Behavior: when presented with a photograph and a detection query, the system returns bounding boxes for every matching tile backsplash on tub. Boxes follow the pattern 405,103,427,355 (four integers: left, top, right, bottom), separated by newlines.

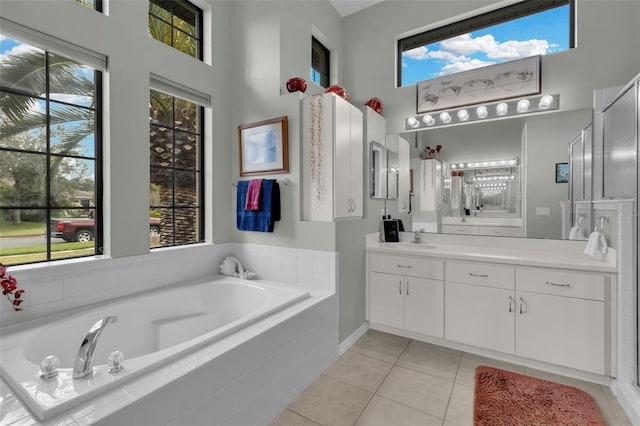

0,243,337,327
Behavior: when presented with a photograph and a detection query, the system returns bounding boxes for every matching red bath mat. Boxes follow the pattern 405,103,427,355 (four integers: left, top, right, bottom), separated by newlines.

474,366,607,426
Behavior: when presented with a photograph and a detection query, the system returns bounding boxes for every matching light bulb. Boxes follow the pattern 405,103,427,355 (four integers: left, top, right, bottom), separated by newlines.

457,109,469,121
423,114,435,126
407,116,419,128
496,102,508,116
439,112,451,124
476,105,488,119
516,99,530,113
538,95,554,109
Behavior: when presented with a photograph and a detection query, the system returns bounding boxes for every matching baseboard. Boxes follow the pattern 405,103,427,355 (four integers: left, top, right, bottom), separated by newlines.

339,322,369,355
610,380,640,425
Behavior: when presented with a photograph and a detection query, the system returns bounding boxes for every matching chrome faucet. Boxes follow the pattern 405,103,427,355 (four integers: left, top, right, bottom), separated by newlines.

413,228,426,244
73,315,118,379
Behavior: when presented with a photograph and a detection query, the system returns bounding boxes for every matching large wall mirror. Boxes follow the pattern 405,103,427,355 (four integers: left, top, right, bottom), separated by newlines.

370,141,387,199
400,107,593,240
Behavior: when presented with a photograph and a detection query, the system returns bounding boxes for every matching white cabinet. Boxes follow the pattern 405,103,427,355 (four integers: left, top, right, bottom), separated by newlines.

367,253,444,338
419,159,441,211
302,93,363,221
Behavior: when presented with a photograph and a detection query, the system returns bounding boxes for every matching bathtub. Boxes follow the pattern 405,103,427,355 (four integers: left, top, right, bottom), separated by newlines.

0,275,310,421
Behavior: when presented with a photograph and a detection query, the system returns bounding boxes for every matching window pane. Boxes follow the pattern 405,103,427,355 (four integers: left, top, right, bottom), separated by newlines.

154,208,174,247
149,15,172,46
174,170,198,205
0,38,45,96
50,157,95,208
0,93,46,137
150,90,174,127
0,151,47,207
150,167,172,206
48,54,96,107
174,98,198,132
173,14,197,37
174,208,198,245
0,209,47,266
174,132,198,170
49,102,95,156
150,127,174,167
173,30,197,57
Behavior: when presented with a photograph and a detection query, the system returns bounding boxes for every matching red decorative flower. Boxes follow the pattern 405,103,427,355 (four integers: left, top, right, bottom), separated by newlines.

0,263,24,312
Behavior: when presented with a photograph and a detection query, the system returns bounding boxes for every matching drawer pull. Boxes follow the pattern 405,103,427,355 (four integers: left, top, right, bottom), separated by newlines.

399,281,402,295
508,296,514,313
519,297,526,314
545,281,571,288
406,281,410,296
469,273,489,278
397,264,412,269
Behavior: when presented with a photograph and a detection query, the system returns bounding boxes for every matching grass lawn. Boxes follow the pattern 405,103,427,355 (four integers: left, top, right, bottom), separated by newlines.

0,242,95,265
0,221,46,238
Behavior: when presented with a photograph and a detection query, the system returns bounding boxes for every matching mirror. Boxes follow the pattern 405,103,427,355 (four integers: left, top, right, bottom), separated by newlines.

386,138,399,199
370,141,387,198
403,107,593,239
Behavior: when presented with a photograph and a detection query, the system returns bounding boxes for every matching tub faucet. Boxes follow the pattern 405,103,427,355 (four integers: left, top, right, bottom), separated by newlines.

73,315,118,379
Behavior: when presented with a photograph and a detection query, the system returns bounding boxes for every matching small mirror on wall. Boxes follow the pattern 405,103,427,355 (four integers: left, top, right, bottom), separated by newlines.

370,141,387,199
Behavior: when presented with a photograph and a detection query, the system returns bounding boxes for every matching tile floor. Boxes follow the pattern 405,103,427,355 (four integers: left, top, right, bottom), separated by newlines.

269,330,632,426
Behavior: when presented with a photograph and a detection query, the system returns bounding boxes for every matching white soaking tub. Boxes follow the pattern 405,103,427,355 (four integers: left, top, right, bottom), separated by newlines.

0,275,309,421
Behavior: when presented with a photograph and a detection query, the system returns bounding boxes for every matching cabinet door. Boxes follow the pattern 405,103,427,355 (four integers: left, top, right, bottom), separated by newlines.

405,277,444,338
334,97,352,218
368,272,404,329
445,282,515,354
516,291,605,374
349,106,363,217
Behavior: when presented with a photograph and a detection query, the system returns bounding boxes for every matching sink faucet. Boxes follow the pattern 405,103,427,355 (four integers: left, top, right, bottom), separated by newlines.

413,229,426,244
73,315,118,379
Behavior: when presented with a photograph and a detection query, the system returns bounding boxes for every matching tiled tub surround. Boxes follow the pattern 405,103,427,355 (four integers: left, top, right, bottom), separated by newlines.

1,243,338,426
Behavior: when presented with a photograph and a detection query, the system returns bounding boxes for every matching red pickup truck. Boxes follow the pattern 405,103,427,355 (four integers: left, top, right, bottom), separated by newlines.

50,218,161,242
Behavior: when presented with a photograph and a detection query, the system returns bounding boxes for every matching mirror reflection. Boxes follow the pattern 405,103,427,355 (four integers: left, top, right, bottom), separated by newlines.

370,141,387,199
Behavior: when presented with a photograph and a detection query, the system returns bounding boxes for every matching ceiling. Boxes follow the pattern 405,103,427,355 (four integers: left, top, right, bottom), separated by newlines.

328,0,385,17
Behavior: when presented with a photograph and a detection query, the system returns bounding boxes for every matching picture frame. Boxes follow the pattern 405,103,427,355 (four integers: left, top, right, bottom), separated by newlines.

417,55,541,113
238,116,289,176
556,162,569,183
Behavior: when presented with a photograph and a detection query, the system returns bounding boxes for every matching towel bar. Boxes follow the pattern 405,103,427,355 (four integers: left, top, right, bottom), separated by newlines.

232,178,289,187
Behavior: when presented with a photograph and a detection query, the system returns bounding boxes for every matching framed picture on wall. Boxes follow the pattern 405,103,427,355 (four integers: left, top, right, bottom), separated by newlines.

238,116,289,176
556,162,569,183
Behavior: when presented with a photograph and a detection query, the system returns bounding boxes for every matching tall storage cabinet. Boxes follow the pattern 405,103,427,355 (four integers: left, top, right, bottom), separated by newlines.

303,93,364,221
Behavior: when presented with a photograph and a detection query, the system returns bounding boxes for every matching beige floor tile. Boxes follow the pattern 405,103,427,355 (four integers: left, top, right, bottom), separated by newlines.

397,340,463,381
268,409,320,426
444,384,474,426
323,350,394,392
355,395,443,426
377,365,454,419
350,329,410,364
288,374,372,426
455,353,525,388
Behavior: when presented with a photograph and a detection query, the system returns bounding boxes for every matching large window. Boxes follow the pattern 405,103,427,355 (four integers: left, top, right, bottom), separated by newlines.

75,0,103,12
311,37,330,88
148,0,202,60
398,0,574,86
0,36,102,265
149,90,203,248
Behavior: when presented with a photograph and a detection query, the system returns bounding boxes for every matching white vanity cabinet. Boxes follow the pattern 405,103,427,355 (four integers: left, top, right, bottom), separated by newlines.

302,93,363,221
366,244,615,377
368,253,444,337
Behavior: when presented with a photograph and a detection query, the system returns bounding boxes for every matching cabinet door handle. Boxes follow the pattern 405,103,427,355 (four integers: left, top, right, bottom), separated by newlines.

545,281,571,287
398,280,402,295
406,281,410,296
469,273,489,278
508,296,514,313
397,264,412,269
352,199,356,212
519,297,526,314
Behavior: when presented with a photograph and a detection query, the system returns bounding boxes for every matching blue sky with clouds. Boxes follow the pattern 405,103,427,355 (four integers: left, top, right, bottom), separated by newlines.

402,5,570,86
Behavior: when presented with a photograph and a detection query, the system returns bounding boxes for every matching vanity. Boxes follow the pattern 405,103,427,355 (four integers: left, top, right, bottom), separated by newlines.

366,232,617,382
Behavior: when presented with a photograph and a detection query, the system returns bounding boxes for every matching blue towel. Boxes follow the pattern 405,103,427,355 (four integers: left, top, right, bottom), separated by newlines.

237,179,281,232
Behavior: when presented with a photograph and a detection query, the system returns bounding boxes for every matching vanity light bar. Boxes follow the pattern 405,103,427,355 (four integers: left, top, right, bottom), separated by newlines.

474,182,508,187
405,94,560,131
450,158,518,170
470,175,516,182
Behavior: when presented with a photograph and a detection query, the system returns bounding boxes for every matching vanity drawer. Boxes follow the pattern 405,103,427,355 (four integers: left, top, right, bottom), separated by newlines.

442,225,479,235
478,226,523,237
369,253,443,280
446,261,515,290
516,267,605,301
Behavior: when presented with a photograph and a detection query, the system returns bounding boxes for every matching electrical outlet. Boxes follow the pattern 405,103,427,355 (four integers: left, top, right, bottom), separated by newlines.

536,207,551,216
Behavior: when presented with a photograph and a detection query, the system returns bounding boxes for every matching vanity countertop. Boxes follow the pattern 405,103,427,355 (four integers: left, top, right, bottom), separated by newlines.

441,216,523,227
366,233,617,273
